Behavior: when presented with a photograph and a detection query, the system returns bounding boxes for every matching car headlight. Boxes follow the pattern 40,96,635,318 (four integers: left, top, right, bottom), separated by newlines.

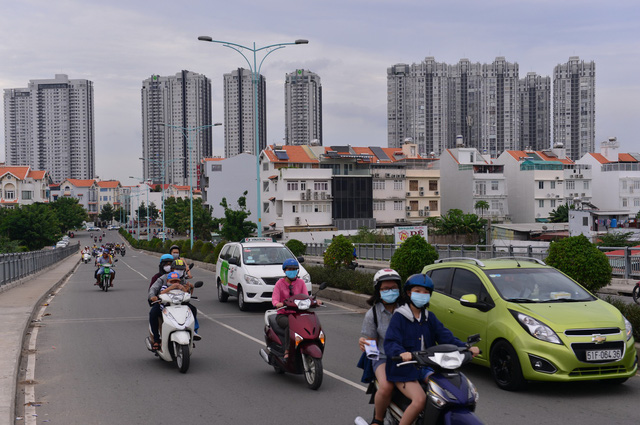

623,316,633,341
301,273,311,284
512,311,562,344
244,275,263,285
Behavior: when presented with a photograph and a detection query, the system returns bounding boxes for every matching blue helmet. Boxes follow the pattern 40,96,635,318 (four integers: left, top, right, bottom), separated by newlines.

282,258,299,270
404,274,434,292
160,254,174,263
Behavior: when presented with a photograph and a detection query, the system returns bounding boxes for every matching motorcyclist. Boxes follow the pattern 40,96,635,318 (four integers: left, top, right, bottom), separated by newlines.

384,274,480,425
149,254,175,289
94,249,115,287
271,258,321,359
169,245,192,279
148,259,201,343
358,269,403,425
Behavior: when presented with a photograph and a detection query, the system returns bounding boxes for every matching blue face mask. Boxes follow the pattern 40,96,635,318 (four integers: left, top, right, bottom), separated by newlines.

410,292,431,308
285,270,298,280
380,289,400,304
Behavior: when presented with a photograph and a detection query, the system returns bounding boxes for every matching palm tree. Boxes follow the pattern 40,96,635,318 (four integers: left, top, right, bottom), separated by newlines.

474,200,490,219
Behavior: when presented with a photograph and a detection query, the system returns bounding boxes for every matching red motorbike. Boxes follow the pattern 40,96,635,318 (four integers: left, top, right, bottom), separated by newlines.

260,282,327,390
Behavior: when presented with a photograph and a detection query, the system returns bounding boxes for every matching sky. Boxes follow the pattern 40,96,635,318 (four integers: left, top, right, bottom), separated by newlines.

1,0,639,185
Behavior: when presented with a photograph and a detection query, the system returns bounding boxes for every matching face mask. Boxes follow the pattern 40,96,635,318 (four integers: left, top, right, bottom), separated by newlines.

172,253,180,259
163,265,172,273
174,270,184,278
285,270,298,280
410,292,431,308
380,289,400,304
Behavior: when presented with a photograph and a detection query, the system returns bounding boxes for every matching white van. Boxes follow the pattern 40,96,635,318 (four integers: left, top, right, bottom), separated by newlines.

215,238,312,311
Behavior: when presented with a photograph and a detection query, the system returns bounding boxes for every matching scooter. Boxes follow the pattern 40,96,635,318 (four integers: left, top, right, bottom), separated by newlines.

120,247,126,257
145,281,204,373
355,335,484,425
259,282,327,390
97,260,117,292
82,252,91,264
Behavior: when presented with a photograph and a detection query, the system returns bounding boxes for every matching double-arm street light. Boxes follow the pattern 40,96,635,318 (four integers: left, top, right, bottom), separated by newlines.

197,36,309,237
159,122,222,248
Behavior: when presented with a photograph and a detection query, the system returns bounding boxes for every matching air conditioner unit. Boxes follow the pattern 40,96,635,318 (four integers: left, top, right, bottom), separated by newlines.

313,192,319,200
385,173,390,178
419,191,424,196
406,211,411,217
425,211,430,216
419,210,425,216
419,187,424,191
306,192,311,200
555,176,560,179
300,192,305,200
406,192,411,196
424,206,430,211
395,218,404,223
295,216,301,225
581,193,586,197
320,192,326,200
546,193,551,198
434,191,439,195
406,206,411,211
555,194,560,198
326,194,332,199
578,174,583,179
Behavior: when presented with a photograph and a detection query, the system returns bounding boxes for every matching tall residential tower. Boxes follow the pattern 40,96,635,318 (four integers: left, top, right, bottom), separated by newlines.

4,74,95,182
519,72,551,151
284,69,323,145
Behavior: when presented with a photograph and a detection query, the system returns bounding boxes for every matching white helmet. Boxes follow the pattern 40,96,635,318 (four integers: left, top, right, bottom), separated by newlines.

373,269,402,289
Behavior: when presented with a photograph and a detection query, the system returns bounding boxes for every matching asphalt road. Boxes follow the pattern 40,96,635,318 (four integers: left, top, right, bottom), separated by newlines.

15,231,640,425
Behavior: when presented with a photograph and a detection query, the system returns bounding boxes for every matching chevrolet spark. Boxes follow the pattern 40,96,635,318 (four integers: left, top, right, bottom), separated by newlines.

422,257,637,390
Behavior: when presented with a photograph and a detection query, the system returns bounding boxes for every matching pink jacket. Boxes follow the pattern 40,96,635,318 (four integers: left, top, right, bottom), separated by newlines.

272,277,308,314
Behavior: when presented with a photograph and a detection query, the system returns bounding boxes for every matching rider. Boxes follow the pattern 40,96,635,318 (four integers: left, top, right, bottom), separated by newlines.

271,258,321,359
148,259,201,343
384,274,480,425
358,269,403,425
95,249,115,287
149,254,175,289
169,245,192,279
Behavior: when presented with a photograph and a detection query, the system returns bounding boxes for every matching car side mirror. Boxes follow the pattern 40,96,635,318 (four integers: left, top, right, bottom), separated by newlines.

460,294,492,312
194,281,204,288
297,256,305,264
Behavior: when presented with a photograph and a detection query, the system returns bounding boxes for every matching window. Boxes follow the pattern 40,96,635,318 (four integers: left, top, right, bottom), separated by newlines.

292,204,298,213
539,200,544,208
634,181,640,190
373,180,386,190
622,198,628,207
410,200,419,211
583,181,590,190
475,181,486,196
314,181,328,191
5,190,15,200
550,199,556,208
409,180,419,191
263,202,269,213
635,199,640,207
538,181,544,189
263,181,269,192
491,181,499,191
394,201,403,210
428,180,438,191
394,180,403,190
300,182,306,191
373,201,385,211
583,217,589,226
428,268,452,293
22,191,33,200
550,181,556,189
622,180,627,190
450,269,484,300
287,182,299,191
566,181,575,190
429,200,438,211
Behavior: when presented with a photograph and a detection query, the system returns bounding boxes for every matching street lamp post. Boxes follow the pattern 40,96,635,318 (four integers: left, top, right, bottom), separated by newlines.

197,36,308,237
131,177,150,241
159,122,222,249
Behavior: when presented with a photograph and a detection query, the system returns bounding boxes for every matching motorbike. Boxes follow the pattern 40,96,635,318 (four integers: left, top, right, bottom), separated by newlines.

145,280,204,373
259,282,327,390
355,334,484,425
632,281,640,305
120,247,126,256
97,260,117,292
82,252,91,264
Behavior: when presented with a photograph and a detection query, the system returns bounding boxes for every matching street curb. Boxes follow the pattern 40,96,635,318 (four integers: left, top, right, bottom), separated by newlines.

312,284,370,309
8,255,80,425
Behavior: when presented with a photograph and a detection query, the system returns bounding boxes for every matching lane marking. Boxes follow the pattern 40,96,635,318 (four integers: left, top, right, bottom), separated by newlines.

198,311,367,392
120,259,148,280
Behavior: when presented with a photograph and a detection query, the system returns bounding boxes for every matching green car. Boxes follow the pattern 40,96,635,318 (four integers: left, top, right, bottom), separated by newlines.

422,257,637,390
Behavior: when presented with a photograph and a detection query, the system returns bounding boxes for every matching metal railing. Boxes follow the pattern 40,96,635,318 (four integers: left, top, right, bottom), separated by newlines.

0,242,79,287
304,242,639,279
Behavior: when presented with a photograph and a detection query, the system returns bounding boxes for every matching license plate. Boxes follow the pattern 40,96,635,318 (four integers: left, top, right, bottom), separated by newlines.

586,349,622,361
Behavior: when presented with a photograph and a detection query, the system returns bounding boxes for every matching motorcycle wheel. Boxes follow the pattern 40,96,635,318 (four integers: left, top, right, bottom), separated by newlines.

103,279,108,292
490,340,526,391
632,285,640,305
217,281,229,303
302,353,323,390
174,342,190,373
237,285,249,312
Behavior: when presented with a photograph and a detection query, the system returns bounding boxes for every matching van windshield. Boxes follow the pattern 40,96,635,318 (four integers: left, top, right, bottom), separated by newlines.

242,246,294,266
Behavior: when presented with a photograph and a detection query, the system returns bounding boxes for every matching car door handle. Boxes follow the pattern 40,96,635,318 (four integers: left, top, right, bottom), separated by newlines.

448,308,455,314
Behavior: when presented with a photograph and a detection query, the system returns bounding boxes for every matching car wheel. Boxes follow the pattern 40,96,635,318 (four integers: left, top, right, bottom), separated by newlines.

237,285,249,311
490,340,526,391
217,280,229,303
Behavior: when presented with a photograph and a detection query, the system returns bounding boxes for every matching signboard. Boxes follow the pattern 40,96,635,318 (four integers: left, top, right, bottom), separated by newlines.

394,225,428,245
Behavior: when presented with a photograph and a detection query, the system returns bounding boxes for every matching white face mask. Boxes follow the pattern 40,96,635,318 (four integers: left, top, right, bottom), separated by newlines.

174,270,184,278
163,265,172,273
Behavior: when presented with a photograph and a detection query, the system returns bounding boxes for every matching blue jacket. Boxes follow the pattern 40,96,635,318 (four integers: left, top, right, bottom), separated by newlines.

384,304,465,382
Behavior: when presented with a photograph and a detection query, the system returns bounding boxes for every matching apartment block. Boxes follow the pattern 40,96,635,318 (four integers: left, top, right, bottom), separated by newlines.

284,69,322,146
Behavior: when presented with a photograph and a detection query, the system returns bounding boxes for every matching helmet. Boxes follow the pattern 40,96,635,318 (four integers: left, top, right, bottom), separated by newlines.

373,269,402,289
166,271,181,281
160,254,174,263
171,259,186,270
404,274,434,292
282,258,299,270
103,249,110,254
169,245,180,253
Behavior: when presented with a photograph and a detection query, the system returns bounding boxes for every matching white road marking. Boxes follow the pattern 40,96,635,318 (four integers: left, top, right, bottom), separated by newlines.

198,310,367,392
120,259,148,280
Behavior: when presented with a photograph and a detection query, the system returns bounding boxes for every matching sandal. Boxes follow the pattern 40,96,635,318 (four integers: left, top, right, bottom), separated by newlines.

284,350,289,360
151,341,160,351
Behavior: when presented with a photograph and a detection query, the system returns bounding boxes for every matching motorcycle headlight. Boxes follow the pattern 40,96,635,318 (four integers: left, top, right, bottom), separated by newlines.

624,316,633,341
512,311,562,345
467,378,479,403
428,380,455,408
294,332,304,348
319,330,325,346
244,275,263,285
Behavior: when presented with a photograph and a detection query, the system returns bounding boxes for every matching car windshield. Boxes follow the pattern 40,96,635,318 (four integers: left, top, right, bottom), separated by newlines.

484,268,596,303
242,246,294,265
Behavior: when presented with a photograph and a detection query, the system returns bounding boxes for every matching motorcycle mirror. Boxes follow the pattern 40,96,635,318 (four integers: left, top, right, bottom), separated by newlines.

318,282,328,291
297,256,305,264
114,259,119,262
467,334,481,344
194,281,204,288
189,263,195,269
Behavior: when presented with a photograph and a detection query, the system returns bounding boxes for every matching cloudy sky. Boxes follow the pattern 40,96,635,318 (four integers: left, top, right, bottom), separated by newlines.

1,0,638,185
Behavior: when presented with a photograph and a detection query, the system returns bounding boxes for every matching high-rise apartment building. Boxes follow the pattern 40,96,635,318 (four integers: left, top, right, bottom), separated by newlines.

519,72,551,151
223,68,266,158
141,70,212,186
284,69,322,146
4,74,95,182
449,59,485,152
553,56,596,161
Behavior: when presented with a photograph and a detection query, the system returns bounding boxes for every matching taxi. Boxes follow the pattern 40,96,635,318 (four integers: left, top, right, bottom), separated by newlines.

215,238,312,311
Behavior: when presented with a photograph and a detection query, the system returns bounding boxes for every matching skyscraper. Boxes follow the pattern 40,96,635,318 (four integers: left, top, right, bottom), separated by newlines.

553,56,596,160
284,69,322,145
519,72,551,151
223,68,266,157
4,74,95,182
141,70,212,186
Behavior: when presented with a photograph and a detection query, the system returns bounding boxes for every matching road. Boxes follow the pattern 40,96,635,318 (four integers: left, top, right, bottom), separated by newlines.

15,231,640,425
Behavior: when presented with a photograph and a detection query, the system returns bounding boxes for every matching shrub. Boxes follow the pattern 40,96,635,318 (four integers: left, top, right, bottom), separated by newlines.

601,296,640,341
212,240,228,264
323,235,354,269
286,239,306,256
306,265,374,295
163,240,174,253
200,242,215,259
390,235,439,281
190,240,204,260
545,235,612,293
203,253,217,264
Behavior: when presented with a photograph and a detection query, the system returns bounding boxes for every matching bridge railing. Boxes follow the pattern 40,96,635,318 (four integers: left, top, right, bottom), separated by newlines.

0,243,79,288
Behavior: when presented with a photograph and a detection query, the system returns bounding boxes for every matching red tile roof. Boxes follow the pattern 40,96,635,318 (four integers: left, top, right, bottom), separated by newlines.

27,170,47,179
97,180,120,188
0,166,30,180
66,178,96,187
619,153,638,162
264,145,317,163
507,150,573,164
202,157,225,162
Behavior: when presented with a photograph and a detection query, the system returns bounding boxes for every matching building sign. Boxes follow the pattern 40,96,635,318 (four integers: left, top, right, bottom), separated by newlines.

394,225,428,245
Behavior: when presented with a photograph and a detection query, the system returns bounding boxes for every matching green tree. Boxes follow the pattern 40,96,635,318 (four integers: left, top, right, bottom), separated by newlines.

426,209,486,235
148,202,160,221
100,203,115,222
191,198,217,241
164,197,190,233
217,191,256,241
549,203,574,223
0,204,61,250
350,226,392,244
323,235,354,269
50,197,88,232
545,235,612,293
136,201,147,222
113,207,129,224
286,239,307,256
0,236,27,253
597,232,635,247
474,200,490,219
390,235,439,281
